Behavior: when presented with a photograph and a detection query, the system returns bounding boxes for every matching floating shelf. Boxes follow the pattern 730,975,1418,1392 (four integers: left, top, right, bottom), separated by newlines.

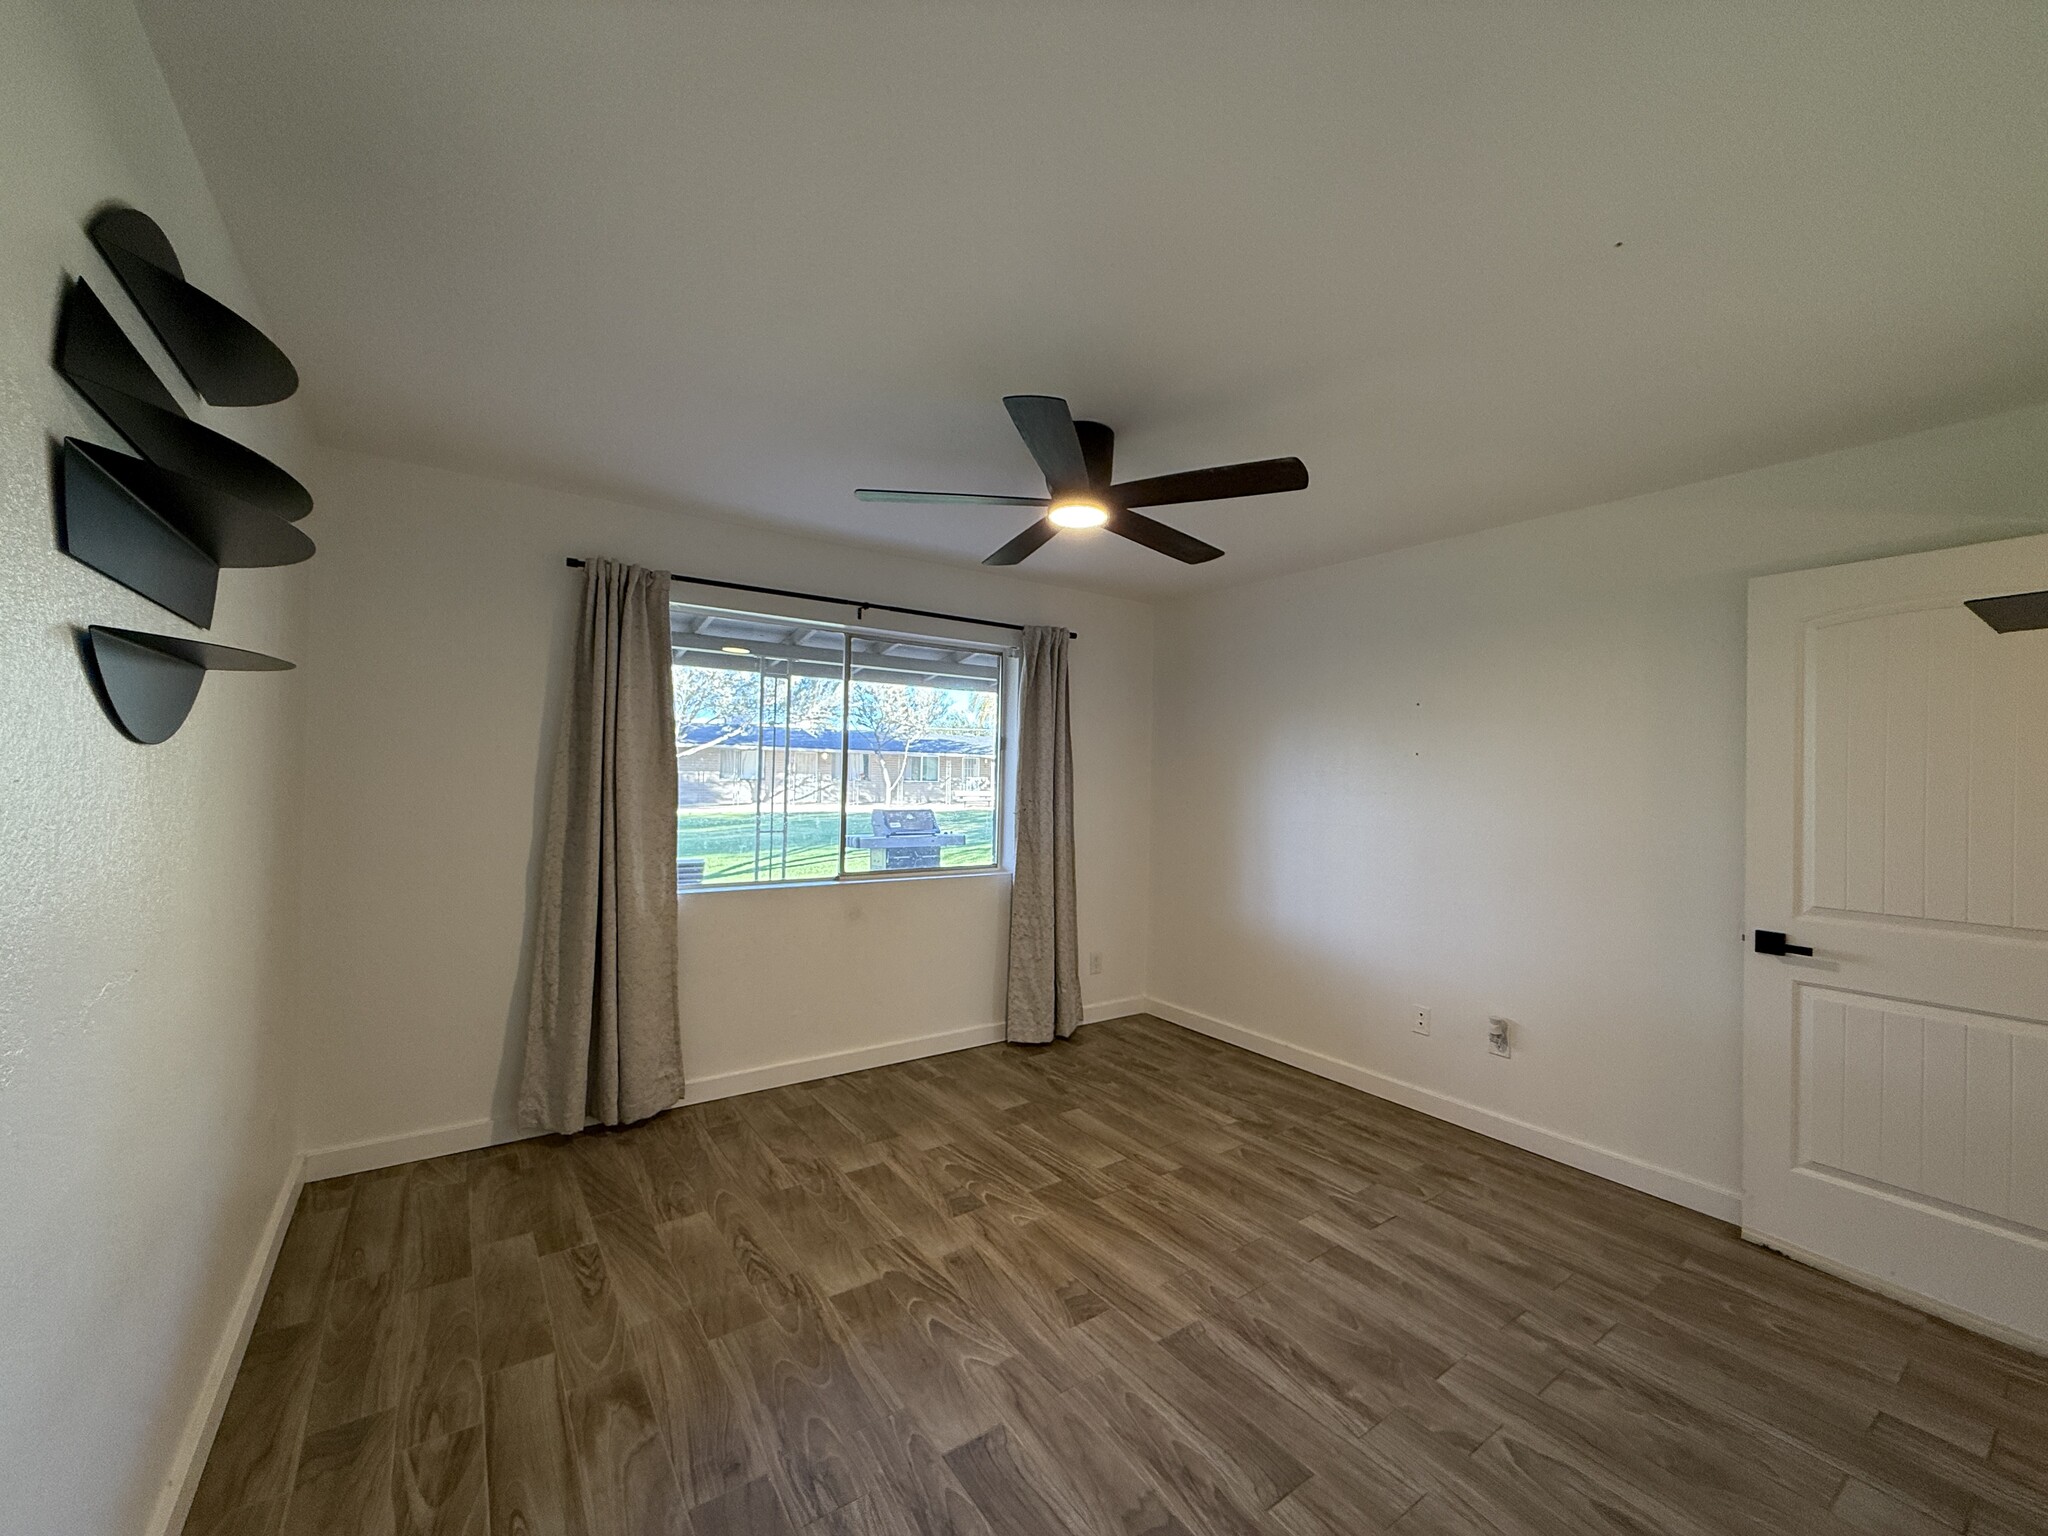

56,279,314,520
1966,591,2048,634
84,625,292,744
59,439,315,627
55,272,181,410
54,202,316,745
64,438,314,566
61,440,217,625
89,206,299,407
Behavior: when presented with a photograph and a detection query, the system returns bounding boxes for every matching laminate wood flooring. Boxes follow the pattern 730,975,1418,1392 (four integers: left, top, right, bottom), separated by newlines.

183,1016,2048,1535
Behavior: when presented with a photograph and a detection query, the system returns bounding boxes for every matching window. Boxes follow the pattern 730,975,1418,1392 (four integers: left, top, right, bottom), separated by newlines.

671,600,1008,889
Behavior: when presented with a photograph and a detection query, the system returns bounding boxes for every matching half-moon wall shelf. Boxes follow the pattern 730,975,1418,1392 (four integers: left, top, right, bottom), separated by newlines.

85,625,293,745
57,279,314,520
64,439,314,566
61,440,217,625
59,439,315,627
1966,590,2048,634
56,272,182,410
89,207,299,407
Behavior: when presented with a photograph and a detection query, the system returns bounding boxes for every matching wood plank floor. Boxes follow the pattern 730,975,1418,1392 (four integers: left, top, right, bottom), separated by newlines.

184,1015,2048,1536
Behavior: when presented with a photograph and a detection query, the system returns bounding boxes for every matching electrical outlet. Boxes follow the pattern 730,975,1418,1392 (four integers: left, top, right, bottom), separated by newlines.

1087,951,1103,976
1488,1016,1513,1058
1412,1006,1432,1036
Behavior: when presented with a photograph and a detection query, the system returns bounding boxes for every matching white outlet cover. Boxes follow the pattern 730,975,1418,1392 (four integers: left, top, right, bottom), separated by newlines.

1487,1016,1513,1057
1413,1007,1431,1035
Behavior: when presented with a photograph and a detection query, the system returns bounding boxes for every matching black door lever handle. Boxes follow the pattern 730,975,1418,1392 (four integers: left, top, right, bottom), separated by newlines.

1754,930,1814,957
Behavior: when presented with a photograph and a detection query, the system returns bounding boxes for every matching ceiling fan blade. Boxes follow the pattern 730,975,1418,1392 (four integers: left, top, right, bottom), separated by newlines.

1112,456,1309,509
856,488,1050,506
1106,507,1223,564
1003,395,1089,493
982,518,1058,567
1075,419,1115,493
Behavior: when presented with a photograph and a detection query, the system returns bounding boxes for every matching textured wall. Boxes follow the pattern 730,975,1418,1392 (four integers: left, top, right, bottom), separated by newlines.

293,447,1153,1156
1151,403,2048,1211
0,1,310,1531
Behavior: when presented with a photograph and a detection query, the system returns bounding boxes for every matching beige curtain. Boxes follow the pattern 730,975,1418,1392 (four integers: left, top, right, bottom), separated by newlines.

519,559,684,1132
1005,626,1081,1043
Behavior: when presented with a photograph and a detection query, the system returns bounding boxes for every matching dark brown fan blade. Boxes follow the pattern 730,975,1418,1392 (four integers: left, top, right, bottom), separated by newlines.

1003,395,1089,493
1075,420,1115,492
1106,507,1223,564
982,518,1058,566
1112,456,1308,509
856,488,1050,506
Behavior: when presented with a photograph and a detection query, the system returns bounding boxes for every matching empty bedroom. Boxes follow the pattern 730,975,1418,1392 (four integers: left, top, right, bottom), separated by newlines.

2,2,2046,1533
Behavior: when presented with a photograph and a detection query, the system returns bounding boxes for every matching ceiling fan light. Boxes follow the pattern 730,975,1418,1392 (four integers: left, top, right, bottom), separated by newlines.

1048,499,1109,529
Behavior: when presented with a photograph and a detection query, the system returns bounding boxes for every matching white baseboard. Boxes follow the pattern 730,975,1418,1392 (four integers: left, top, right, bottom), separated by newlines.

1082,994,1147,1026
1740,1229,2048,1358
1147,997,1743,1223
683,1020,1008,1105
304,1001,1743,1224
684,1004,1146,1104
303,1116,499,1182
300,1016,1046,1181
146,1152,306,1536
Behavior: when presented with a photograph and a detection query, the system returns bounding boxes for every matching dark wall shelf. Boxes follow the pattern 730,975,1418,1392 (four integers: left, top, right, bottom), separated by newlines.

1966,590,2048,634
89,207,299,407
55,201,314,744
59,439,314,627
61,440,219,625
55,273,181,411
56,279,314,519
85,625,293,745
64,439,314,567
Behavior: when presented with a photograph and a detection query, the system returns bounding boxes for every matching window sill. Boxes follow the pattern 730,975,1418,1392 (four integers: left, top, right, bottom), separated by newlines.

675,867,1011,899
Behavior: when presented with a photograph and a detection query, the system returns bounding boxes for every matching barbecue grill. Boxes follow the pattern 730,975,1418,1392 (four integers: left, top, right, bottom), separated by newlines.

846,807,967,870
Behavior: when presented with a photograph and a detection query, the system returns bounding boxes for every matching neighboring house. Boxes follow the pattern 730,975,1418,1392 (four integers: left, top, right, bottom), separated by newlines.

677,723,997,804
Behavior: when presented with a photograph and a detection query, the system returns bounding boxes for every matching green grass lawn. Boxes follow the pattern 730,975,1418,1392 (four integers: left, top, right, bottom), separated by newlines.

678,806,996,884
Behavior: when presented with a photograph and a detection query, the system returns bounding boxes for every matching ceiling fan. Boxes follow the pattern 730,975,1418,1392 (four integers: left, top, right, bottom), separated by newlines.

856,395,1309,566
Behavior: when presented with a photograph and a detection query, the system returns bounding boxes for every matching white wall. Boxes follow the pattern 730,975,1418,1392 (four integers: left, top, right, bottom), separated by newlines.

296,448,1152,1159
1151,403,2048,1215
0,1,311,1532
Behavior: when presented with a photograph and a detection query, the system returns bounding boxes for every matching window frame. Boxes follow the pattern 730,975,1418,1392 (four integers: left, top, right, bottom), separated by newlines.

670,596,1014,893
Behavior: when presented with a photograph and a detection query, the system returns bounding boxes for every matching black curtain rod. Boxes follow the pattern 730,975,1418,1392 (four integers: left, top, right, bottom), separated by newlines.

564,558,1076,639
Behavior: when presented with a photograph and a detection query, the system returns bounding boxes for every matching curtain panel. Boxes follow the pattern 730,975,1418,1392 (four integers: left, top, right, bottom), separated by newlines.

1004,625,1081,1043
519,559,685,1131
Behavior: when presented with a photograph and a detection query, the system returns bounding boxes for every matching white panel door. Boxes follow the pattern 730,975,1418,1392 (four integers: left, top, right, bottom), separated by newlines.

1747,532,2048,1348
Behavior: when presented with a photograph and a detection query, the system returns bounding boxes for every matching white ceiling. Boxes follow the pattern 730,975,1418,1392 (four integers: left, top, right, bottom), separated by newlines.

137,1,2048,596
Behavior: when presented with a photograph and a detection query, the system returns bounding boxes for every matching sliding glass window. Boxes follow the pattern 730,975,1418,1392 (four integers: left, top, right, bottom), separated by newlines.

671,601,1007,890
